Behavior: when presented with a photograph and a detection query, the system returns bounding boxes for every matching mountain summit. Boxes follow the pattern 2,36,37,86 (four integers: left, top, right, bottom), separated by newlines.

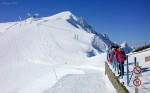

42,11,115,51
50,11,76,20
49,11,96,34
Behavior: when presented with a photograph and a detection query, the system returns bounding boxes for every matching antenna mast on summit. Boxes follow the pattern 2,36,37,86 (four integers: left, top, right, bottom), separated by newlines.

19,16,22,26
33,13,39,19
27,13,31,17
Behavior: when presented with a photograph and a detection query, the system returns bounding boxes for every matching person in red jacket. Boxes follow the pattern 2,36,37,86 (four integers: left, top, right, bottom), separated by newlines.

115,47,126,76
109,46,119,64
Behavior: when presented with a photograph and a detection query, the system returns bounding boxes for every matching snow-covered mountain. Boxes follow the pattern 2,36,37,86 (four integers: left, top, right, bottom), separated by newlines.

44,11,115,52
121,41,132,54
0,11,117,93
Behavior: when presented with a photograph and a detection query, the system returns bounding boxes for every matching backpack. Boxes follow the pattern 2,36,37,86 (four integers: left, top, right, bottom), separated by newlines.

122,51,126,60
124,56,126,60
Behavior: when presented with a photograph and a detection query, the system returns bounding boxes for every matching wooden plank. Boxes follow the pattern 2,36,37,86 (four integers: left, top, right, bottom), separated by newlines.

145,56,150,62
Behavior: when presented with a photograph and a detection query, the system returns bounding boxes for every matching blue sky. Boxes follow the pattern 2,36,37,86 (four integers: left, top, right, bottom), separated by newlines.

0,0,150,47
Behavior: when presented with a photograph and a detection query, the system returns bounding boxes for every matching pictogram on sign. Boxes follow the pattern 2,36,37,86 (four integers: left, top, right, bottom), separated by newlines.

134,66,142,74
133,78,141,86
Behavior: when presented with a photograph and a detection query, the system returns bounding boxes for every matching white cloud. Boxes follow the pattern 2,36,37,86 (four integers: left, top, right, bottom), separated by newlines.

0,1,18,5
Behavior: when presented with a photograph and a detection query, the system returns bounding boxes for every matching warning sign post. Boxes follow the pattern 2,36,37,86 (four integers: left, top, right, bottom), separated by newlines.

133,78,141,87
134,66,142,75
133,62,142,93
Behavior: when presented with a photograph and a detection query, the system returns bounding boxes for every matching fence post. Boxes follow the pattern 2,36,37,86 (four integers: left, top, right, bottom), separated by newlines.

126,55,129,86
114,55,116,71
129,57,137,84
120,55,123,79
107,52,109,61
113,55,115,68
115,55,119,74
134,57,136,66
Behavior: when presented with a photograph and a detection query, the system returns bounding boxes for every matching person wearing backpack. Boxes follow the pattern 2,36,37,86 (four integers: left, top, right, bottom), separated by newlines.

116,47,126,76
109,46,119,64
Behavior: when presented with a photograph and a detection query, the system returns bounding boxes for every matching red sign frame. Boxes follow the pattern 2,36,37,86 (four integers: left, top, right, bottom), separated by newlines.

134,66,142,74
133,78,141,86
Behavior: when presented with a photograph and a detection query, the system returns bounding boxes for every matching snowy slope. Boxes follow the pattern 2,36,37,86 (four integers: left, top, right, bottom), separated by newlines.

43,11,115,52
0,22,19,34
0,11,117,93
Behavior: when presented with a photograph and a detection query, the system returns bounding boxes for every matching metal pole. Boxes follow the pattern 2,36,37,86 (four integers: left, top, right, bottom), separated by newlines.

145,41,146,50
134,57,137,66
114,55,116,71
129,58,137,84
19,16,21,26
115,55,119,74
135,60,139,93
129,71,134,84
113,55,115,68
126,55,129,86
115,55,117,71
119,55,123,79
107,52,109,61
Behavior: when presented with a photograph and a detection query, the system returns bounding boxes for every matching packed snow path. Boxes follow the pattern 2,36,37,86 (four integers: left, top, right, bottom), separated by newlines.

43,67,117,93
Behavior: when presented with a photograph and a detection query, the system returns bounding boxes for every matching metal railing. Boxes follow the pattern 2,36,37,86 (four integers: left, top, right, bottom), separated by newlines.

107,52,136,86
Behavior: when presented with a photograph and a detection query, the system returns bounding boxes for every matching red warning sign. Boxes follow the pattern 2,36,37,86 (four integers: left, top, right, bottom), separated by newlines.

134,66,142,74
133,78,141,86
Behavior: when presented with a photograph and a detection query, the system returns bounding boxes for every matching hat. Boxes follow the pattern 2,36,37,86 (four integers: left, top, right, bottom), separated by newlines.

116,46,119,49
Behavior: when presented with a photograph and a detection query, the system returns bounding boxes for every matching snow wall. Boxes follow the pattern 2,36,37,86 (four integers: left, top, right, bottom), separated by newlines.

105,62,129,93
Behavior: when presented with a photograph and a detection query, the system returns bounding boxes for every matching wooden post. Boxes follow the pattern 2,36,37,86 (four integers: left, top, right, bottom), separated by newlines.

136,62,139,66
135,87,138,93
135,62,139,93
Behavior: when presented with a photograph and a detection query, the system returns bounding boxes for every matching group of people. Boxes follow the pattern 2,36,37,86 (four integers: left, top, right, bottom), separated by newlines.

107,45,126,77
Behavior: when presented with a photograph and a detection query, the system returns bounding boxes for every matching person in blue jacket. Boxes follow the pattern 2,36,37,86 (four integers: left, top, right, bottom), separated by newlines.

107,45,112,61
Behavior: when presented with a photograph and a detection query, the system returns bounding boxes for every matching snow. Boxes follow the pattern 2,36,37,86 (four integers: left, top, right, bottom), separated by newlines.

43,65,116,93
0,11,117,93
48,11,77,20
0,22,19,33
